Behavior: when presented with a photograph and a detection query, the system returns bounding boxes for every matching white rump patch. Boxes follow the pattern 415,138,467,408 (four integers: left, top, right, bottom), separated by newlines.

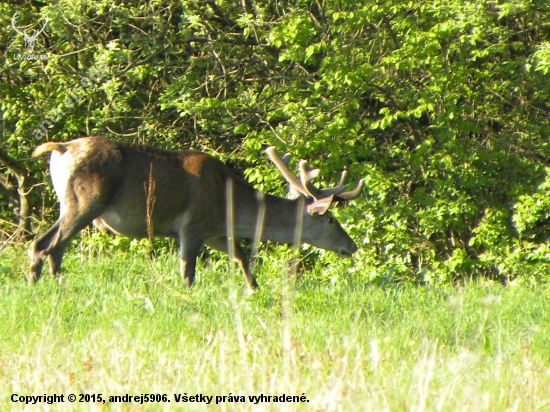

49,150,72,217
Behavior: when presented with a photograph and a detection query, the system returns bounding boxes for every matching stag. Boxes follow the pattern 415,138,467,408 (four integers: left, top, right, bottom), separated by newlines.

11,12,49,52
29,136,363,290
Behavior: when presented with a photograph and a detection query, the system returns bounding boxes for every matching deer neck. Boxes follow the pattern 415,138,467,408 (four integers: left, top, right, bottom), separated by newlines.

231,182,304,244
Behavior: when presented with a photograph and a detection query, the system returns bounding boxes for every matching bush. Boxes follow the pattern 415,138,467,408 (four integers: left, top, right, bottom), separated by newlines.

2,0,550,282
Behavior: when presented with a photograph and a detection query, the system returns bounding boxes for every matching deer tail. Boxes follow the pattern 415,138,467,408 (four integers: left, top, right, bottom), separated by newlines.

32,142,69,157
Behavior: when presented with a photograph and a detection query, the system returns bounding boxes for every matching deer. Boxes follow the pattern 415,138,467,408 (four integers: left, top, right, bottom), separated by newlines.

29,136,363,290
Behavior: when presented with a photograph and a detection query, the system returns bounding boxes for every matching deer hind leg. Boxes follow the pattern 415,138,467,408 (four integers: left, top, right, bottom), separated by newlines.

28,220,60,282
28,205,103,283
205,236,259,291
28,179,111,284
28,222,70,283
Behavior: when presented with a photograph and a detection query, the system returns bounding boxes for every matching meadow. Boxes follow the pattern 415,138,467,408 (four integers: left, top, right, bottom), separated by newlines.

1,244,550,411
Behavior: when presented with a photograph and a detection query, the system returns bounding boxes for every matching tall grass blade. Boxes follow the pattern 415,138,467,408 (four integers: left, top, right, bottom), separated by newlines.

251,191,266,274
225,178,250,391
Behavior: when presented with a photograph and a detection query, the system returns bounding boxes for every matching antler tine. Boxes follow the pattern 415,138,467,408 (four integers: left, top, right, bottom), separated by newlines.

334,179,364,201
266,146,313,199
300,162,354,199
281,153,303,199
336,170,348,188
298,160,322,198
315,170,351,198
281,153,292,167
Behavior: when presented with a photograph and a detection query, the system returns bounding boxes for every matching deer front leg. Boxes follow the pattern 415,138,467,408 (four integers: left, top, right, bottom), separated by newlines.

178,233,204,287
205,236,259,291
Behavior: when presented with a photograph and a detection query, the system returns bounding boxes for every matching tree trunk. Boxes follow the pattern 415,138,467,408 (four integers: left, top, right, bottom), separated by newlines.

0,148,34,240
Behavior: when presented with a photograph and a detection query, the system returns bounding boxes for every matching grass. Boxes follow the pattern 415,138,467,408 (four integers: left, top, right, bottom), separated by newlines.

1,244,550,411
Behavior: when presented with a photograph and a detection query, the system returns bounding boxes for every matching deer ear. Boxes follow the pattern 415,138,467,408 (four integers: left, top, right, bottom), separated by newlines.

306,195,334,215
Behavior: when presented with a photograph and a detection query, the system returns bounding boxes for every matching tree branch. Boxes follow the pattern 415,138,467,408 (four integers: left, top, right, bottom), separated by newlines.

0,148,26,177
0,173,19,206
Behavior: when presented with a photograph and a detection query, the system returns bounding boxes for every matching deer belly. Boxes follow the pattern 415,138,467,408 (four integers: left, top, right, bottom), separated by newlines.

94,211,149,239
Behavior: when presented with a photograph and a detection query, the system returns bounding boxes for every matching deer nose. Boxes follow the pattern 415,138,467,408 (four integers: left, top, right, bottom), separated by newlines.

338,240,357,258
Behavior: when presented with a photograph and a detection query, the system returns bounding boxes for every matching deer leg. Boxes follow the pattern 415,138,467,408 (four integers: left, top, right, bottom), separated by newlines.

47,243,68,277
29,177,112,283
205,236,259,291
178,234,204,288
29,220,67,280
28,220,61,283
28,207,102,283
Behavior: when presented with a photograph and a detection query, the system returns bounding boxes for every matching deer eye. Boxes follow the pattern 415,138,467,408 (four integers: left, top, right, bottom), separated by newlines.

327,216,335,225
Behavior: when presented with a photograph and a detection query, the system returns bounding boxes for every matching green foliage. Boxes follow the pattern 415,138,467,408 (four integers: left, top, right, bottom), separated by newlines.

2,0,550,281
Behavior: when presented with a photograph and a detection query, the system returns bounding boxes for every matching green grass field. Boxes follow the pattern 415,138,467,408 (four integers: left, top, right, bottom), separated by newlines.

1,244,550,411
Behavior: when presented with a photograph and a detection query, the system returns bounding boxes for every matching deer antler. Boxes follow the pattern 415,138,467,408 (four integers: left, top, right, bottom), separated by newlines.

29,16,49,41
299,159,364,201
266,146,313,199
11,12,25,36
266,146,364,203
